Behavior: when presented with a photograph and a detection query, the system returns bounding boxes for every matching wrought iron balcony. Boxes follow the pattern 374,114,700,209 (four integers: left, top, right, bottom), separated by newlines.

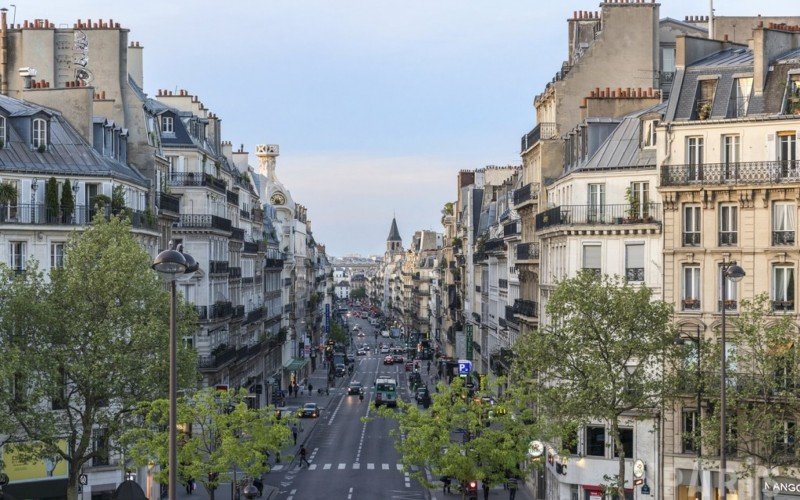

228,266,242,279
520,123,557,152
505,305,518,324
176,214,232,232
516,242,539,261
231,227,245,241
514,299,538,318
535,203,661,231
243,241,259,253
499,279,508,289
241,276,254,285
773,230,796,246
226,190,239,206
158,192,180,214
209,260,229,274
625,267,645,282
682,299,701,311
718,300,737,312
719,231,737,246
503,221,520,237
683,232,701,246
661,161,800,187
167,172,227,194
240,209,250,220
0,204,157,230
209,301,233,319
232,305,245,319
198,346,237,370
484,238,505,253
245,306,266,324
773,300,795,312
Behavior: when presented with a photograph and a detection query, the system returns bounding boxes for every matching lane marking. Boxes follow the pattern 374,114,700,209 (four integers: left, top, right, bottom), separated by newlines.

382,463,389,470
308,464,317,470
396,463,403,471
348,486,354,500
367,463,375,470
353,463,360,469
323,463,332,470
338,463,346,470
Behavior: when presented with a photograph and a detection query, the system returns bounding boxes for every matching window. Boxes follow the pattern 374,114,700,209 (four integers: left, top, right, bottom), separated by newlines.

629,181,650,219
775,345,796,390
0,116,6,148
719,264,738,312
587,183,605,223
719,204,737,246
10,241,25,272
683,265,701,311
778,133,797,178
773,265,795,312
695,79,717,119
662,47,676,74
50,242,65,269
773,202,796,245
786,74,800,115
32,118,47,150
51,367,68,410
162,115,174,134
722,134,740,180
642,120,657,148
614,428,633,458
582,244,601,277
687,137,704,181
586,425,606,457
625,243,644,282
730,77,753,117
92,428,109,466
683,205,701,246
776,421,797,455
562,425,579,455
682,409,698,453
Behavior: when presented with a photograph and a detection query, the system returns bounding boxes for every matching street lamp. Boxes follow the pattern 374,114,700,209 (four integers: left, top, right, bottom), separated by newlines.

242,484,260,499
675,325,702,500
720,262,745,500
152,241,198,500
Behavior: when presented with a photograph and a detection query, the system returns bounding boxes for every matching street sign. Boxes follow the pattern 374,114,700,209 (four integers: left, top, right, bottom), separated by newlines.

325,304,330,334
641,484,651,495
458,359,472,375
465,324,473,361
79,473,88,485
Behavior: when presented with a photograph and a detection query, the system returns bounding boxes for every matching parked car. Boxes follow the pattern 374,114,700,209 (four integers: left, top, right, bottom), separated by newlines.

298,402,319,418
383,355,394,365
335,363,346,377
347,382,363,395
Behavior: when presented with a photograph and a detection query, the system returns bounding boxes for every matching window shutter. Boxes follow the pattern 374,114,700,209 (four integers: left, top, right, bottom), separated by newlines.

583,245,601,269
767,133,777,161
626,244,645,269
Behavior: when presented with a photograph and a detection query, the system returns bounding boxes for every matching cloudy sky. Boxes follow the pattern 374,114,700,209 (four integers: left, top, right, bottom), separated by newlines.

30,0,797,256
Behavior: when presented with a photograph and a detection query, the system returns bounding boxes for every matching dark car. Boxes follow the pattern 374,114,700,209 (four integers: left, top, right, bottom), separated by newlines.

392,354,404,363
347,382,363,395
298,402,319,418
415,387,429,403
335,363,346,377
409,372,422,390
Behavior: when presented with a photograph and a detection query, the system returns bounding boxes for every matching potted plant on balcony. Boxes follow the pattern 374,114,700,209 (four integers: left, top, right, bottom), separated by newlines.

624,187,641,223
697,102,712,120
60,179,75,224
0,181,17,222
682,298,699,309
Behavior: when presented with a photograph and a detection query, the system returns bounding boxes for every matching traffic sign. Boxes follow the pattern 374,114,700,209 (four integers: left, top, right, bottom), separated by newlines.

79,473,88,485
458,359,472,375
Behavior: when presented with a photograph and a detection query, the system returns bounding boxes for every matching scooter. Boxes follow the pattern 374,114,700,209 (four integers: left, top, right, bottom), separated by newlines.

461,480,478,500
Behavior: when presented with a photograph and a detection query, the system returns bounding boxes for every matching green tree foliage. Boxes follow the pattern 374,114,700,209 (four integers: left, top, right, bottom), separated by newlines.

691,294,800,477
350,287,367,299
329,322,349,345
0,216,198,500
123,388,292,500
111,184,126,214
60,179,75,222
510,271,676,497
375,377,537,490
45,177,59,219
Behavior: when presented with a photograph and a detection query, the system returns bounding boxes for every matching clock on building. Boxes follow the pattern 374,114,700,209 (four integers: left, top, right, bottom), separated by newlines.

271,193,286,205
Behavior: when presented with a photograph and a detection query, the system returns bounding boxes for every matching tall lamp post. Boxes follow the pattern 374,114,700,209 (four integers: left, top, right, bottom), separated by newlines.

152,242,198,500
720,261,745,500
675,325,702,499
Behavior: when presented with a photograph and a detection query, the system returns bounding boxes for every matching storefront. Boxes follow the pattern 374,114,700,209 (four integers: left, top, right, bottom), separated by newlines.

763,477,800,499
0,442,68,500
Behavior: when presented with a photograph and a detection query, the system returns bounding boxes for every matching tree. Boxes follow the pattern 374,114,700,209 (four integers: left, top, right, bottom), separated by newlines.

329,322,349,345
45,177,59,222
0,215,198,500
693,294,800,478
60,179,75,223
111,184,126,214
376,377,537,493
123,388,291,500
350,287,367,299
510,271,676,498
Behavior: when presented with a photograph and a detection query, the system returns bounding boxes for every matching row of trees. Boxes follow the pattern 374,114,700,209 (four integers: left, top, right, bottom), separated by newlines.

0,217,291,500
379,271,800,497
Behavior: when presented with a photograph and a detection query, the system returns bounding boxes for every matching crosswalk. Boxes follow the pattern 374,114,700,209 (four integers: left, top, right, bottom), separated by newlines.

271,462,418,473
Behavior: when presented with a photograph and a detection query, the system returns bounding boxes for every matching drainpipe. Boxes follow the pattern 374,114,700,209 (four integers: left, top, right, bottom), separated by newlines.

708,0,715,40
0,8,7,95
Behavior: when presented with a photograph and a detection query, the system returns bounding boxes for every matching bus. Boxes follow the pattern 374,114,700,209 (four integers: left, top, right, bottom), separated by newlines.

374,376,398,407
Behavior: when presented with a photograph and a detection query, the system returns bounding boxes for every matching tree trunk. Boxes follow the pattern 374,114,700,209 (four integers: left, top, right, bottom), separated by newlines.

611,418,626,500
209,486,216,500
66,461,80,500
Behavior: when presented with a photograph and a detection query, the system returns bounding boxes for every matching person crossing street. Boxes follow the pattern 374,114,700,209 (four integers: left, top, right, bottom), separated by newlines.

299,445,310,467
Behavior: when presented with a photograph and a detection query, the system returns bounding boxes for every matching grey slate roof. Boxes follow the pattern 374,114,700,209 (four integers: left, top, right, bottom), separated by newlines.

387,217,401,242
692,47,753,67
576,103,665,172
0,95,147,185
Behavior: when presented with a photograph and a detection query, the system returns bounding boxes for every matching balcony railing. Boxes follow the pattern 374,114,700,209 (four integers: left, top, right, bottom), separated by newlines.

661,161,800,186
243,241,259,253
682,299,701,311
231,227,245,241
484,238,505,253
499,279,508,289
228,266,242,279
773,230,796,246
0,204,157,230
266,257,284,268
241,276,254,284
505,305,518,324
514,299,538,318
232,305,245,319
226,190,239,206
167,172,227,194
718,300,738,312
520,123,557,152
683,232,701,246
209,301,233,319
516,242,539,261
625,268,645,281
198,346,237,370
240,209,250,220
503,221,520,237
773,300,795,312
245,306,266,324
535,203,662,230
719,231,737,246
513,183,539,206
158,192,180,214
176,214,232,232
209,260,229,274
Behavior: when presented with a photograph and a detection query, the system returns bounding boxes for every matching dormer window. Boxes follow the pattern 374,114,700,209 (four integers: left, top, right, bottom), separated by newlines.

787,74,800,116
642,119,658,148
161,116,174,135
730,77,753,118
32,118,47,150
0,116,6,148
695,79,717,120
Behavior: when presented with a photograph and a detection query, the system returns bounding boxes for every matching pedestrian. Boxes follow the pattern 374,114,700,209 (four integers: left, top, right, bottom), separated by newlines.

299,445,310,467
291,423,299,445
185,478,195,494
308,383,313,394
441,476,451,494
507,477,518,500
253,477,264,496
359,390,364,402
483,480,490,500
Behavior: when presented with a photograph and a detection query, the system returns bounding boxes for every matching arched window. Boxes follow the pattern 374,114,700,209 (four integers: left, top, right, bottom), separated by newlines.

0,116,6,148
32,118,47,150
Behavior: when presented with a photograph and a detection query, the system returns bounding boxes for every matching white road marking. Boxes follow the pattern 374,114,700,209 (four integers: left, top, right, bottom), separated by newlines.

396,463,403,471
308,464,317,470
367,463,375,470
353,462,360,469
382,463,390,470
348,486,354,500
338,463,346,470
323,463,332,470
272,464,284,471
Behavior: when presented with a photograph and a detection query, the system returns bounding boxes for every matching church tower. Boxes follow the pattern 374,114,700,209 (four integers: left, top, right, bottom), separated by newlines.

386,217,403,256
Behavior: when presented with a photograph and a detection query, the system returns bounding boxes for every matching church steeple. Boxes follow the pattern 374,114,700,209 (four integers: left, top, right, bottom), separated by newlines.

386,217,402,254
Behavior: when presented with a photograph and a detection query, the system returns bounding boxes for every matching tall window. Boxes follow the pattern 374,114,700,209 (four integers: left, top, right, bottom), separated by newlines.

773,265,795,312
162,115,174,134
10,241,25,272
587,183,605,223
0,116,6,148
50,242,65,269
730,77,753,117
696,79,717,119
614,428,634,458
778,133,797,178
786,74,800,115
92,428,109,466
683,265,701,310
629,181,649,219
625,243,644,282
719,264,738,312
642,120,657,148
582,244,601,277
773,202,796,245
32,118,47,149
722,134,740,180
682,409,698,453
683,205,701,246
775,421,797,455
719,204,737,246
687,137,704,181
586,426,606,457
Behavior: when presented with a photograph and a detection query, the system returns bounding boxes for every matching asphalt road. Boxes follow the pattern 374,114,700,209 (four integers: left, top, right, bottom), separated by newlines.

263,314,429,500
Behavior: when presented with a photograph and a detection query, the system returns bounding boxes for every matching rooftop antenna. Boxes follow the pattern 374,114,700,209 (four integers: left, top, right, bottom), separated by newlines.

708,0,715,40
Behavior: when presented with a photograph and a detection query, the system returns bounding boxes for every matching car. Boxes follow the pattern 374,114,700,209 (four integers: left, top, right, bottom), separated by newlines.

356,348,366,356
383,355,394,365
392,354,404,363
335,363,346,377
381,330,390,338
353,324,360,331
298,402,319,418
380,347,390,355
408,372,422,390
357,331,365,337
347,382,363,395
415,387,429,403
404,361,413,372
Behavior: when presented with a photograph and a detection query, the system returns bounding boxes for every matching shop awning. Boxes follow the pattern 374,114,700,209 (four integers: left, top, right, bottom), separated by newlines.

283,358,309,372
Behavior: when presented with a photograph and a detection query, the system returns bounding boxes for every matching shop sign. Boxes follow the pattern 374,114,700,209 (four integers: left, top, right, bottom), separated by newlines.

763,477,800,496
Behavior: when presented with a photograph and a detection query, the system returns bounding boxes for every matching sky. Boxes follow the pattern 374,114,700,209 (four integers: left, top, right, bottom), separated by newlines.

24,0,799,256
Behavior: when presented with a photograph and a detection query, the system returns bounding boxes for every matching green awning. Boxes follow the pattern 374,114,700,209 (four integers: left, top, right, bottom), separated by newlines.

283,358,309,372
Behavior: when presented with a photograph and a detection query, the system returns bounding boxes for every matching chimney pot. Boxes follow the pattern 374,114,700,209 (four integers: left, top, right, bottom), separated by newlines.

573,10,577,19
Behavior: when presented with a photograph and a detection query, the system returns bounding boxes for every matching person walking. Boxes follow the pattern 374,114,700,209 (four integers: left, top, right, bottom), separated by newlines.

441,476,451,494
308,383,313,395
291,424,299,445
483,480,490,499
507,477,518,500
299,445,310,467
359,389,364,402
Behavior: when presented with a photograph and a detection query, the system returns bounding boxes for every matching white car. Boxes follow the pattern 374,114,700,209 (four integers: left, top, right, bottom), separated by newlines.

381,330,390,338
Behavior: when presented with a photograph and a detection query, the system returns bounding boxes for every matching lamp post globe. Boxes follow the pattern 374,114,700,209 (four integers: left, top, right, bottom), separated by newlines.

152,248,187,275
724,263,745,282
242,484,260,499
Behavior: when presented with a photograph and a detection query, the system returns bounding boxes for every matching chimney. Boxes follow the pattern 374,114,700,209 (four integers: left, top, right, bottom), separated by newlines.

128,40,144,89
